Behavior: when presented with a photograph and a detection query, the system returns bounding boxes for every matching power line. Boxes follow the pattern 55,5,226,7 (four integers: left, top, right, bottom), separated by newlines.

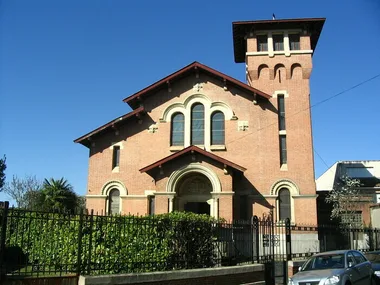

226,73,380,145
313,148,331,170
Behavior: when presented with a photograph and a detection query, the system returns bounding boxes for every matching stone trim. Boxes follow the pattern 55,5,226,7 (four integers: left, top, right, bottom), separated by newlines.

293,195,318,199
246,50,313,56
120,195,146,199
85,195,107,198
79,264,264,285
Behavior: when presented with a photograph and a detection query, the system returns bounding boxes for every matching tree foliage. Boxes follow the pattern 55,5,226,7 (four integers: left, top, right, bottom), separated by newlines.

0,155,6,191
325,175,362,226
3,176,84,213
3,175,42,208
39,177,80,213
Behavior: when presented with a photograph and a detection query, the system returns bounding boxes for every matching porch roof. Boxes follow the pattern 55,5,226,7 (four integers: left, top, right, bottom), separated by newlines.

139,145,247,174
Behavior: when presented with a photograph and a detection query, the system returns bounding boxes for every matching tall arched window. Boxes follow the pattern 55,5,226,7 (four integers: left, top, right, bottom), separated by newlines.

278,188,291,221
191,104,204,145
211,111,225,145
108,189,120,215
171,112,185,146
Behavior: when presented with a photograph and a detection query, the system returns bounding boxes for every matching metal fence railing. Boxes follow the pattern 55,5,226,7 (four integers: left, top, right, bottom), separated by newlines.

0,202,260,278
1,201,380,281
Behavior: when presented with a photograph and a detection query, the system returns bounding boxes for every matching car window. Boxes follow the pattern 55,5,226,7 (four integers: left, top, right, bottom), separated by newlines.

352,251,366,264
347,252,356,266
302,254,345,270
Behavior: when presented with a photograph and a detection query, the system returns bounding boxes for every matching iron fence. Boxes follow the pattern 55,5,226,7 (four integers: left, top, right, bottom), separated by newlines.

1,201,380,283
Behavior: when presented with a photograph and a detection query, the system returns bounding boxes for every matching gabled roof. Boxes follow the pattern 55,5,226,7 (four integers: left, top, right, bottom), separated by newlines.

233,18,326,63
123,61,271,109
74,106,145,147
139,145,247,174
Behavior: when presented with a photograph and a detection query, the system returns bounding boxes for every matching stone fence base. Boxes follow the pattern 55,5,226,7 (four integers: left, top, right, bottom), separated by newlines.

288,260,307,278
79,264,265,285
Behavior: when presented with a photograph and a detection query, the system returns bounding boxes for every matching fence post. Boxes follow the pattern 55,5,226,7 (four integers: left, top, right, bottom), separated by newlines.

284,218,292,285
77,211,84,276
252,216,259,263
285,218,292,261
87,210,94,275
0,201,9,283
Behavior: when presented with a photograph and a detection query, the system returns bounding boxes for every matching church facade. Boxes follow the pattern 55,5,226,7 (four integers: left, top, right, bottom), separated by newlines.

75,17,325,224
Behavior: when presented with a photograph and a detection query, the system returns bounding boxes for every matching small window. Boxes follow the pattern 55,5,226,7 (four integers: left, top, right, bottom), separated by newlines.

273,34,284,51
257,35,268,52
278,95,286,131
279,135,287,165
211,111,225,145
148,196,155,216
289,34,300,51
112,146,120,169
191,103,205,145
171,113,185,146
279,188,291,220
108,189,120,215
341,211,362,228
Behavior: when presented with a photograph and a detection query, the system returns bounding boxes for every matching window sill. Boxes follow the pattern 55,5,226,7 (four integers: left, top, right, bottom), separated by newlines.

112,166,120,173
280,164,288,171
210,145,226,151
170,146,184,152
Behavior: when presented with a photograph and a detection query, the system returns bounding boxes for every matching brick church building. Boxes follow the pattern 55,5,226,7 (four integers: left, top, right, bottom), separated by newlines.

75,17,325,224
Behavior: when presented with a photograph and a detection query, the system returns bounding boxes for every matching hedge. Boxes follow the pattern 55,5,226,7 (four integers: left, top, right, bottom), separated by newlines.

5,210,217,275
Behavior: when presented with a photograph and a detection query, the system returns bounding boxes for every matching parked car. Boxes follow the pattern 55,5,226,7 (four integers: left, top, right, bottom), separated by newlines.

364,251,380,284
289,250,374,285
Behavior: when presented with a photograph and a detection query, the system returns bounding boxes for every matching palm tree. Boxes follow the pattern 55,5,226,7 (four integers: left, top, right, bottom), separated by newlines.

40,178,78,213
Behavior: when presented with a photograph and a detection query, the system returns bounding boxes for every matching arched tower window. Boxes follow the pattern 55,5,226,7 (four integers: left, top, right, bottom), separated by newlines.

278,188,291,221
108,188,120,215
211,111,225,145
191,103,204,145
171,112,185,146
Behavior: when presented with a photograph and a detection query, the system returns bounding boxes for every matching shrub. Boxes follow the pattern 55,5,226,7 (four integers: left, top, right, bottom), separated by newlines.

5,210,217,275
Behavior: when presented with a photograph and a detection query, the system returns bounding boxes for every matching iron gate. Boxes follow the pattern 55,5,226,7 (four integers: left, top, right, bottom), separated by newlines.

253,215,292,285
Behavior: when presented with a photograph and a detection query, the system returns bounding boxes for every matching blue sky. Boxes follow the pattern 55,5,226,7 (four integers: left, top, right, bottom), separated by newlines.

1,0,380,202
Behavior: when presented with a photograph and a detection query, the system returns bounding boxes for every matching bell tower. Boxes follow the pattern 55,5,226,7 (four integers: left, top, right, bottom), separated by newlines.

233,18,325,93
232,18,325,223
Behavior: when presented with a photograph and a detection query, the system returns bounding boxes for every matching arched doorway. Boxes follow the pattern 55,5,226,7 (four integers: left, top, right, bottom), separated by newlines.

175,173,212,215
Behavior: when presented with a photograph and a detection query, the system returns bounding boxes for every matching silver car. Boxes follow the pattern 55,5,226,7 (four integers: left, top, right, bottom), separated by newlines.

289,250,374,285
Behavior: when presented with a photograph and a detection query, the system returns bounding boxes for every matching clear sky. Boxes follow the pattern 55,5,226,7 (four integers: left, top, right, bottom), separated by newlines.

1,0,380,202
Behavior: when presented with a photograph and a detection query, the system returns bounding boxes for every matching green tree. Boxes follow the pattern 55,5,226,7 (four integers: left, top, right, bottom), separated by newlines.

40,178,79,213
0,155,6,191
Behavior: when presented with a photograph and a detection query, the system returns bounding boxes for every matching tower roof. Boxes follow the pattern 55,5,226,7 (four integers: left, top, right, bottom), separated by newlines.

232,18,326,63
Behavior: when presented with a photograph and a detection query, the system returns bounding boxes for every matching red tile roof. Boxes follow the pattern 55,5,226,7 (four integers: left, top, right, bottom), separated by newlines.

123,61,271,109
140,145,247,173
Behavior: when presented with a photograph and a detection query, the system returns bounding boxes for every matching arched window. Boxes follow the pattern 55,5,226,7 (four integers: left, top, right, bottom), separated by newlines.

211,111,225,145
278,188,291,221
191,103,204,145
108,189,120,215
171,112,185,146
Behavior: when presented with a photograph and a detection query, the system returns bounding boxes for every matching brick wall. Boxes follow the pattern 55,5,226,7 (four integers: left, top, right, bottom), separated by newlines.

82,23,319,225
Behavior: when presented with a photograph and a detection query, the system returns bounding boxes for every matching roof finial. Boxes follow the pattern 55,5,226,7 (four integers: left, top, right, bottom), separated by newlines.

272,13,276,20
